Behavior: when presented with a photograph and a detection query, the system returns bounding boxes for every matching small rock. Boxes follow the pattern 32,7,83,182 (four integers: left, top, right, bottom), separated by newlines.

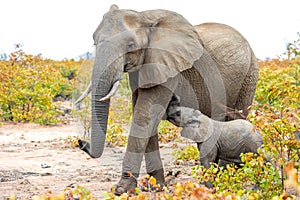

41,163,50,168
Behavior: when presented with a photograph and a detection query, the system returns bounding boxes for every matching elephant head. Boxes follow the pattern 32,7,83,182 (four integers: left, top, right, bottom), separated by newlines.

167,105,213,143
78,5,204,158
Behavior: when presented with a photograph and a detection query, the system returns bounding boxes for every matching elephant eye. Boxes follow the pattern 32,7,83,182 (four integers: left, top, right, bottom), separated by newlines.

127,41,135,50
187,120,199,124
175,111,181,117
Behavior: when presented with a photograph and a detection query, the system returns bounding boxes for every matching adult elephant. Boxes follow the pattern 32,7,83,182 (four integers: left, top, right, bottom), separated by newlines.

75,5,258,194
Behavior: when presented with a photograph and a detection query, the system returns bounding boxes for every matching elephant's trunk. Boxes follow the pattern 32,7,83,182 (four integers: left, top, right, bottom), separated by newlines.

79,42,124,158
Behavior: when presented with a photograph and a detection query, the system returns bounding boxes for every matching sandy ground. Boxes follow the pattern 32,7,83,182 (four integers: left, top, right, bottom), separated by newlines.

0,122,195,199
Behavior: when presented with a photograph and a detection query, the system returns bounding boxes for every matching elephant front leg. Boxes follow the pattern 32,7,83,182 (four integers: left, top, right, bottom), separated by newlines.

115,84,175,195
145,133,165,187
198,142,218,169
198,143,218,188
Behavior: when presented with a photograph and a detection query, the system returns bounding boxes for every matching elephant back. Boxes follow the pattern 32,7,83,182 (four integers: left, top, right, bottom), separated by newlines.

195,23,251,68
194,23,253,108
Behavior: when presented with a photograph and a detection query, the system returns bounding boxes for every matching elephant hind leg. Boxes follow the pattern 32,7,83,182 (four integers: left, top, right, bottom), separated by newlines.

234,52,259,118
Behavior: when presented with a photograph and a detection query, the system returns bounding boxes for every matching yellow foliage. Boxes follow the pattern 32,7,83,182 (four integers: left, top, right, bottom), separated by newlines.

284,162,300,195
148,176,156,186
0,48,81,124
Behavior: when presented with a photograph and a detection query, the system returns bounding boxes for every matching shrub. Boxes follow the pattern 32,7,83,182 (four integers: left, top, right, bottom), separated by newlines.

192,153,283,198
173,145,199,162
0,48,80,124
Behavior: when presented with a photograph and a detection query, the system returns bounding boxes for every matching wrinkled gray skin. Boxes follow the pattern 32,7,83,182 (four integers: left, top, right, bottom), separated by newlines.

167,100,263,168
75,4,258,194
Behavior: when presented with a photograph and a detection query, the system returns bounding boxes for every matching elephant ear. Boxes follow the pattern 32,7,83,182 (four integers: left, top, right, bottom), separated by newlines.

138,10,203,88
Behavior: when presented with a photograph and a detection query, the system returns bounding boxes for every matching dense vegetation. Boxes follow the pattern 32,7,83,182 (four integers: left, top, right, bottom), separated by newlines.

0,36,299,199
0,48,80,124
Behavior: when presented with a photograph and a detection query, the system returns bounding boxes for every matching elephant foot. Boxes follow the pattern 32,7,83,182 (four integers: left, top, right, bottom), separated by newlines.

147,168,166,190
204,181,214,189
114,173,138,196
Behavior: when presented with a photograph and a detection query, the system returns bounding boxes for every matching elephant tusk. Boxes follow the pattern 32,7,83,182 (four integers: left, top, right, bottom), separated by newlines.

98,80,120,102
74,82,92,105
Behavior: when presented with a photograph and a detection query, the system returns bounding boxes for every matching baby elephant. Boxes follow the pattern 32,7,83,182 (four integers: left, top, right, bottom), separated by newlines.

167,101,263,168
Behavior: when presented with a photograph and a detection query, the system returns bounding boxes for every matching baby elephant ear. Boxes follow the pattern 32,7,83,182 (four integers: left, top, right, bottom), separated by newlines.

138,10,203,88
168,94,181,108
172,95,180,104
180,126,212,142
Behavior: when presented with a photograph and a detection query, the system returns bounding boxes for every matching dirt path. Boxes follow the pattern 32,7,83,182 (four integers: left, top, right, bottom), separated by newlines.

0,123,195,199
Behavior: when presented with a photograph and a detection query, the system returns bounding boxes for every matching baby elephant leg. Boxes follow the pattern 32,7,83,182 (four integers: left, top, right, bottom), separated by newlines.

218,160,231,168
198,143,218,188
197,143,218,168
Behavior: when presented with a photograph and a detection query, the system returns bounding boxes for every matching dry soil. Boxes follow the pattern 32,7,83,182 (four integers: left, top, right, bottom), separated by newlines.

0,122,194,199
